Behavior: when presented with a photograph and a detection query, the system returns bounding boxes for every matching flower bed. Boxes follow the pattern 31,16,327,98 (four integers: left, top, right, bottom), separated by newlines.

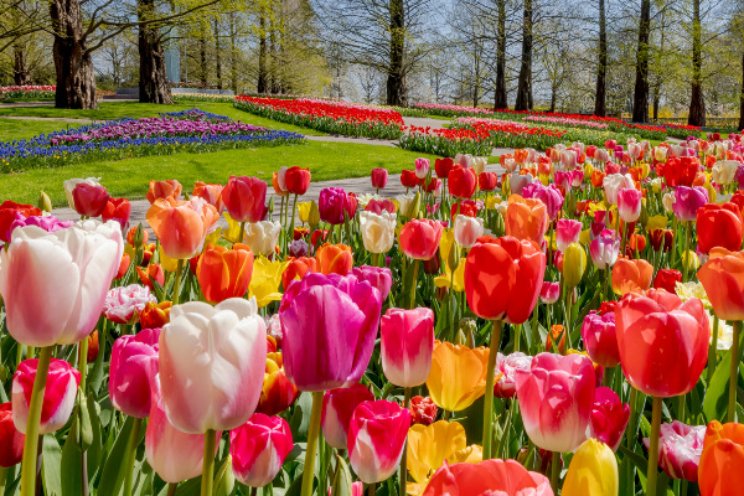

524,115,610,130
0,108,303,171
234,95,404,139
411,102,496,117
0,85,55,102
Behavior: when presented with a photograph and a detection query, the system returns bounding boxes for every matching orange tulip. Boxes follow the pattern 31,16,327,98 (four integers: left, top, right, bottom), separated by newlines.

698,248,744,321
146,197,219,260
590,170,606,188
316,243,353,275
698,421,744,496
611,258,653,295
282,256,318,289
504,195,548,246
137,264,165,289
146,179,182,204
140,301,172,328
192,181,224,212
196,244,255,303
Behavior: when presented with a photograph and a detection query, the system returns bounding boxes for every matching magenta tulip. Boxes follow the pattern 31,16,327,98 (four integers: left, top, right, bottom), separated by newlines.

590,386,629,451
322,384,375,449
230,413,293,487
540,281,560,304
280,273,382,391
522,182,564,220
380,307,434,388
555,219,582,252
12,358,80,434
352,265,393,301
348,400,410,483
580,310,620,368
515,353,595,452
319,187,356,225
672,186,708,222
109,328,160,418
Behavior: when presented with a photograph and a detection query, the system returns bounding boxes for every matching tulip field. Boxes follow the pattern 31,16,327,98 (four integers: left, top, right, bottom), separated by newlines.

2,105,744,496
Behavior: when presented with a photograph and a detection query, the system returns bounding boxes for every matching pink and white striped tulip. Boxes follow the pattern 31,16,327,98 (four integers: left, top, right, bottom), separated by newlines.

109,327,160,418
159,298,267,433
12,358,80,434
380,307,434,388
617,188,642,223
230,413,293,487
515,353,595,453
453,215,485,249
645,420,705,482
347,400,411,484
555,219,582,253
322,383,375,449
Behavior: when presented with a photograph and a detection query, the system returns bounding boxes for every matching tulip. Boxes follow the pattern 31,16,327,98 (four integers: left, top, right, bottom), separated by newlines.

562,243,587,289
70,181,109,217
409,396,438,426
109,328,160,418
426,341,488,412
400,169,421,188
504,195,548,245
697,203,743,254
698,420,744,495
493,352,533,398
399,218,443,260
280,273,382,391
0,402,24,467
611,258,653,295
649,228,673,253
453,214,484,249
580,310,619,367
562,439,618,496
256,352,298,415
465,235,546,323
322,384,375,449
617,188,642,223
146,179,182,203
380,307,434,388
12,358,80,434
644,421,705,482
285,166,311,195
0,221,123,346
316,243,353,275
521,182,564,220
319,187,355,225
140,300,172,328
192,181,224,212
673,186,708,221
614,289,709,398
197,244,254,303
103,284,156,324
146,380,220,483
590,387,629,451
249,257,288,308
365,198,395,215
602,173,635,205
222,176,268,223
242,221,281,257
448,165,477,198
352,265,393,301
555,219,582,252
589,229,620,269
272,167,288,195
422,459,552,496
146,197,219,260
102,197,131,228
348,400,410,484
230,413,293,487
653,268,682,294
515,353,595,453
371,168,388,190
433,229,466,293
159,298,267,433
0,200,41,243
282,256,318,290
359,210,396,255
406,420,468,487
435,157,454,178
415,157,430,179
540,281,560,304
698,248,744,321
711,160,740,185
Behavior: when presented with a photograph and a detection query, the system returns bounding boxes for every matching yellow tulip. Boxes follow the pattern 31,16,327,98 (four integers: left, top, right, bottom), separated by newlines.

407,421,467,483
223,212,242,243
297,201,312,223
249,256,288,307
646,214,667,232
562,243,587,289
434,230,465,292
562,438,618,496
681,249,700,272
426,341,488,412
579,228,591,246
158,245,179,273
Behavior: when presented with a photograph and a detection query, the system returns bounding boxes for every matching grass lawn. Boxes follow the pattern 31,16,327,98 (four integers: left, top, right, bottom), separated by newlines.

0,140,436,206
0,118,79,141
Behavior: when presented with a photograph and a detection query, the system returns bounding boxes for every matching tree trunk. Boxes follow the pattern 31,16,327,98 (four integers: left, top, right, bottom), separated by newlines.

230,14,238,94
50,0,96,109
138,0,172,104
687,0,705,126
652,82,661,120
213,18,223,90
632,0,651,122
549,84,557,112
257,12,268,93
198,26,208,88
594,0,607,116
386,0,407,106
739,51,744,131
515,0,533,111
13,41,30,85
494,0,507,109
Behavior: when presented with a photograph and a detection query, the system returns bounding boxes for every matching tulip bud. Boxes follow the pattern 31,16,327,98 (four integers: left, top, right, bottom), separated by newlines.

230,413,293,487
562,243,587,289
38,191,52,213
562,438,618,495
322,384,374,449
307,200,321,228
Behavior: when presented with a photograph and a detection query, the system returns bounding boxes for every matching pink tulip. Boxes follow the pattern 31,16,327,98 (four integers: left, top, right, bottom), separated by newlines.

515,353,595,452
109,328,160,418
222,176,268,223
521,183,564,220
617,188,642,223
71,182,110,218
415,158,430,179
352,266,393,301
422,459,553,495
280,273,382,391
602,173,635,205
555,219,582,252
371,168,389,190
380,307,434,388
673,186,708,222
230,413,293,487
12,358,80,434
322,384,375,449
580,310,620,368
348,400,410,483
590,386,629,451
539,281,560,305
0,221,123,346
589,229,620,269
146,380,220,483
398,218,443,260
319,187,356,225
103,284,156,324
494,352,533,398
159,298,267,433
509,172,533,196
644,421,705,482
453,215,484,248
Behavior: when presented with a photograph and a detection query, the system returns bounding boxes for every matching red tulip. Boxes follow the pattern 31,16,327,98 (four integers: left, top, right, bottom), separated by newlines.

662,156,699,187
409,396,438,426
590,386,629,451
653,268,682,293
102,197,131,229
285,166,311,195
322,384,375,449
478,171,498,191
256,352,298,416
580,310,619,368
371,168,389,189
399,219,443,260
222,176,268,223
448,165,477,199
400,169,422,189
465,235,546,324
422,459,552,496
0,402,24,467
230,413,293,487
697,203,743,254
434,157,454,179
614,289,709,397
0,201,41,243
72,182,110,217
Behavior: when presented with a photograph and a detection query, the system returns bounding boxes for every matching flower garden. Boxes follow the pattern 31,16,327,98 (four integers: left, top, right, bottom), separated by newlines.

0,86,55,103
0,107,744,496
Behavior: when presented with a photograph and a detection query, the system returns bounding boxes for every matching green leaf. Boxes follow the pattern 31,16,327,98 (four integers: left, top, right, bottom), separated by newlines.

97,415,135,496
330,454,353,496
60,429,83,496
42,435,63,496
704,352,733,421
215,455,235,496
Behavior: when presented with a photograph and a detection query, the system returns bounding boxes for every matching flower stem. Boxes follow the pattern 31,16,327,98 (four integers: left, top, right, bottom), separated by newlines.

167,483,178,496
482,320,502,459
550,451,561,491
708,316,720,382
172,259,185,305
77,337,89,392
407,259,420,309
301,391,324,496
646,396,662,496
123,417,143,496
728,321,741,422
201,429,216,496
399,388,412,496
20,346,53,496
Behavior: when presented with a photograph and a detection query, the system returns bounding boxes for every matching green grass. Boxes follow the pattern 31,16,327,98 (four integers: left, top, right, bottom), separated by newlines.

0,118,78,141
0,141,435,205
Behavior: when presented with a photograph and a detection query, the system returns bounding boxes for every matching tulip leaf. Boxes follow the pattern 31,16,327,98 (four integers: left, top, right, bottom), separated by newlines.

331,453,353,496
97,415,135,496
702,352,744,421
214,455,235,496
42,434,63,496
60,426,83,496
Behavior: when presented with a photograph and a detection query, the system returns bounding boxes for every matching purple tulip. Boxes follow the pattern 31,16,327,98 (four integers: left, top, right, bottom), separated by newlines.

521,182,564,220
673,186,708,222
318,187,354,225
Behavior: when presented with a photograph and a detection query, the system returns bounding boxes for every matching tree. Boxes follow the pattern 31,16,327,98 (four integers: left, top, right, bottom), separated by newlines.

688,0,705,125
594,0,607,116
515,0,533,110
631,0,651,122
